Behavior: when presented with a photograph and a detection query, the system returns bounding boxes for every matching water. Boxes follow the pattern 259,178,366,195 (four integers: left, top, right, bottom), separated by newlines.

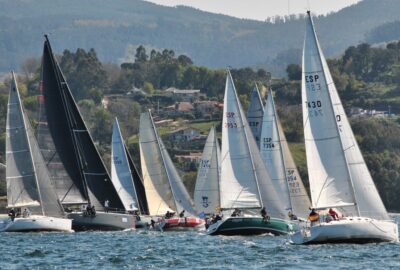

1,225,400,269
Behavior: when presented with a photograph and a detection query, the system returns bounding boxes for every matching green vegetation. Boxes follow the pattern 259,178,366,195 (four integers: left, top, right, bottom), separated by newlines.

2,38,400,212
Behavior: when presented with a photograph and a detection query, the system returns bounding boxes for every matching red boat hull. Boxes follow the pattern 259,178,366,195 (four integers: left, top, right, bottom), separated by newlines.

159,217,204,230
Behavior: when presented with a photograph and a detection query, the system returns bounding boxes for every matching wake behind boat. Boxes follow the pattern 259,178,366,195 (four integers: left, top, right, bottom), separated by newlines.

291,11,398,245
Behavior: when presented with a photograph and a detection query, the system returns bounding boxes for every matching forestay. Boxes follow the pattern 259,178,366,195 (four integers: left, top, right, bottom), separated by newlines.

305,13,389,220
194,126,221,214
246,85,264,148
111,118,139,211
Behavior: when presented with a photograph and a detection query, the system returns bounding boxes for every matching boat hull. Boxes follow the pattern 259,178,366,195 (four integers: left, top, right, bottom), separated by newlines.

159,217,204,231
291,217,399,244
68,212,136,231
207,216,295,236
0,216,72,232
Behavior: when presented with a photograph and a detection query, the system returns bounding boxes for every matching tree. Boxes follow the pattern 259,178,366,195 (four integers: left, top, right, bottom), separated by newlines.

286,64,302,80
135,45,148,63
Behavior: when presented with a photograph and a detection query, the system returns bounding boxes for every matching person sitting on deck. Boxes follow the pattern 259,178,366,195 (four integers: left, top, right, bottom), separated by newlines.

288,211,298,220
179,210,185,218
22,208,30,218
8,208,16,222
308,208,320,225
104,199,110,213
165,211,175,219
261,207,270,222
90,205,96,216
231,208,241,217
329,208,339,220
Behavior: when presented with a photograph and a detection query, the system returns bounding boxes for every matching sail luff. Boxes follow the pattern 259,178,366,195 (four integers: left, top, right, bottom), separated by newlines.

307,13,389,220
6,72,41,210
111,117,139,211
302,12,358,214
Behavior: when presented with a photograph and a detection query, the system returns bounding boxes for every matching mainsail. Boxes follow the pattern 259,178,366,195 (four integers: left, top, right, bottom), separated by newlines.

260,89,310,217
246,85,264,147
38,36,124,211
7,72,64,218
220,71,286,218
194,126,221,214
303,12,388,219
111,117,140,211
139,111,196,216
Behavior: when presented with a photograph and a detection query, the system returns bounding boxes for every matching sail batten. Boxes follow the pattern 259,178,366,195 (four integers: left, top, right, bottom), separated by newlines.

303,12,389,220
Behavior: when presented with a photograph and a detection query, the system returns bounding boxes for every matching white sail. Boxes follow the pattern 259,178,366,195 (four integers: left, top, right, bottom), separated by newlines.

260,90,310,217
111,118,139,211
220,71,286,218
194,126,221,214
247,85,264,147
139,111,196,216
304,14,389,220
7,72,64,217
303,13,388,220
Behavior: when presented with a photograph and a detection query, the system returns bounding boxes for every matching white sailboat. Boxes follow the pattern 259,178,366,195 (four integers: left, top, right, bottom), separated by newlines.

291,11,398,244
247,85,264,147
194,126,221,215
259,89,311,219
207,71,294,236
111,117,150,228
1,72,72,232
139,110,203,230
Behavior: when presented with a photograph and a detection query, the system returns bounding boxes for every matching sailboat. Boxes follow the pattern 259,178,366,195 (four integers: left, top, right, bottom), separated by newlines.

291,11,398,244
206,71,295,236
0,71,72,232
247,85,264,147
259,89,310,219
111,117,150,228
193,126,221,216
38,35,136,231
139,110,203,230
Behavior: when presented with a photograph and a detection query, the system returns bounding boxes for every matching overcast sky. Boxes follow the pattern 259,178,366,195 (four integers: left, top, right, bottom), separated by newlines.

144,0,362,21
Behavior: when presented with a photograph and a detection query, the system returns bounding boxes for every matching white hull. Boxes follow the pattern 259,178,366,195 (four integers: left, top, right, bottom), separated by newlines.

291,217,398,244
0,215,72,232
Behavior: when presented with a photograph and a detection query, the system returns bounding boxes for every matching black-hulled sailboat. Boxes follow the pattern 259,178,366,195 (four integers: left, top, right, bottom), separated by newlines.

37,36,136,231
0,71,72,232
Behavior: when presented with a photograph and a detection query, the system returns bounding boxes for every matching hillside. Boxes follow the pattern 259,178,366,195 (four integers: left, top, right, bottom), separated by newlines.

2,0,400,76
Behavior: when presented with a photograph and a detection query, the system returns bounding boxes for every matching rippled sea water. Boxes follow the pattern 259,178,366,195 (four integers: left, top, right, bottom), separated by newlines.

1,218,400,269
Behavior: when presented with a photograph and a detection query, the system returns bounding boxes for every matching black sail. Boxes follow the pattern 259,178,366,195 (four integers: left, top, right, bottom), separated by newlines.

124,145,149,215
40,36,124,211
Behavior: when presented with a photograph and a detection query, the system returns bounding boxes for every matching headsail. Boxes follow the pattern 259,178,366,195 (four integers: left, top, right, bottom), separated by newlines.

194,126,221,214
220,71,286,218
139,111,196,216
7,72,64,217
246,85,264,147
304,12,388,219
39,36,124,211
260,90,310,217
111,117,140,211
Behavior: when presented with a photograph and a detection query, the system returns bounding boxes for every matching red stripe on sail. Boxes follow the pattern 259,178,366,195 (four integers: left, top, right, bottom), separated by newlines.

38,95,44,103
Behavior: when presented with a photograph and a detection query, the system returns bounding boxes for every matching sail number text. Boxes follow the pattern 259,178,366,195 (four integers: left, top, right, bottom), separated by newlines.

262,137,275,149
305,99,323,117
305,74,321,92
224,112,238,128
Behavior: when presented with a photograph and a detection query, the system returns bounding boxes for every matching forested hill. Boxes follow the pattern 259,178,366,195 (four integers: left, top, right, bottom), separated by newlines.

2,0,400,75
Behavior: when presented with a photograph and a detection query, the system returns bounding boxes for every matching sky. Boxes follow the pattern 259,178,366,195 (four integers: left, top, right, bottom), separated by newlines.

144,0,362,21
